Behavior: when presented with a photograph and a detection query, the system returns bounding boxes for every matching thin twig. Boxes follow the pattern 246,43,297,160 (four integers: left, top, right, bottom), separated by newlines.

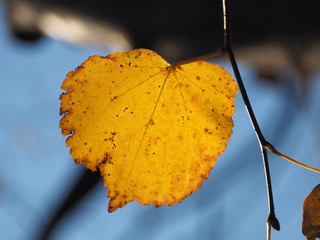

222,0,280,234
267,221,271,240
222,0,266,145
263,147,280,230
265,143,320,173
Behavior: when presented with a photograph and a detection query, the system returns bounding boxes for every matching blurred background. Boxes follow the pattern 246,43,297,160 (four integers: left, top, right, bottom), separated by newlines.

1,0,320,239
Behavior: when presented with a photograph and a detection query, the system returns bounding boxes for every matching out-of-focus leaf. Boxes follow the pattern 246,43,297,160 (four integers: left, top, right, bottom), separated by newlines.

303,184,320,240
59,48,237,212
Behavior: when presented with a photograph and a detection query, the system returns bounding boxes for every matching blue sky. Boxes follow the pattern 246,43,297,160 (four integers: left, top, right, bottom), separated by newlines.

0,3,320,240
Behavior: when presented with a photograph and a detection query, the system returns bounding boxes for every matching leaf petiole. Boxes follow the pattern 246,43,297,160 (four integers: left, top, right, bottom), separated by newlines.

172,48,224,67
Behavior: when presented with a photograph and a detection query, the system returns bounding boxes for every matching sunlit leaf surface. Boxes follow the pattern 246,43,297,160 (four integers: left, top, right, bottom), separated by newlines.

60,49,237,212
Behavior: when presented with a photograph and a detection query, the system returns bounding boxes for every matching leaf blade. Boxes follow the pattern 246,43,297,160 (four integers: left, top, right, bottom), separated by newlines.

59,48,237,212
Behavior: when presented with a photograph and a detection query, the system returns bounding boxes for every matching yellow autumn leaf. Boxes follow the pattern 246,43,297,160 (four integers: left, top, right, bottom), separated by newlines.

303,184,320,240
59,48,237,212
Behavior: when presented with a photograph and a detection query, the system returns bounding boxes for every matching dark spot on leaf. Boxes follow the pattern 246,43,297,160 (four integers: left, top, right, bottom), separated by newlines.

97,153,109,168
149,119,155,125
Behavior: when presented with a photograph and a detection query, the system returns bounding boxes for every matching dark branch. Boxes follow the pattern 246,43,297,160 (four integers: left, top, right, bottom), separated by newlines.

221,0,280,234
